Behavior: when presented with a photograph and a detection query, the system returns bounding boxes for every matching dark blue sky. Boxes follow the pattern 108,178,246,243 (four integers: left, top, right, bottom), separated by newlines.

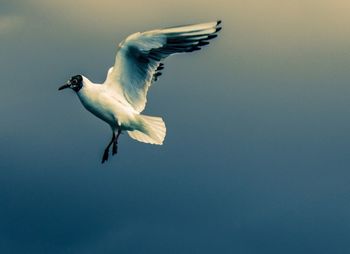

1,1,350,253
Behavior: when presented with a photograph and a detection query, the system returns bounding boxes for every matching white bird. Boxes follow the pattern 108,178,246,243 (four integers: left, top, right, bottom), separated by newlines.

59,21,222,163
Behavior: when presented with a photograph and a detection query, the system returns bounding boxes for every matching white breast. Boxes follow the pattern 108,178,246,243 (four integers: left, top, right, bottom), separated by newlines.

76,77,137,129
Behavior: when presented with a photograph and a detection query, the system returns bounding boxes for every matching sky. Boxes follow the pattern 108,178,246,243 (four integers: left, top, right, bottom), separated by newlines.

1,0,350,253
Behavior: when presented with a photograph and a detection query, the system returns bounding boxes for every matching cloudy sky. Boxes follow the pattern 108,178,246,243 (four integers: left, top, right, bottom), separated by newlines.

1,0,350,253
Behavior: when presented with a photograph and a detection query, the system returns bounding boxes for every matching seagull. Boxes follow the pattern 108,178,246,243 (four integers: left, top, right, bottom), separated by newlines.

59,21,222,163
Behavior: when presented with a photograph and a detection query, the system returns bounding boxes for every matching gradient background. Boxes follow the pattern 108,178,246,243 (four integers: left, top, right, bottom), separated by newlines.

1,0,350,253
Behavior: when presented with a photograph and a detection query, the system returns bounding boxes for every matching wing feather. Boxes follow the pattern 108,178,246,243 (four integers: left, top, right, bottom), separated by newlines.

105,21,222,112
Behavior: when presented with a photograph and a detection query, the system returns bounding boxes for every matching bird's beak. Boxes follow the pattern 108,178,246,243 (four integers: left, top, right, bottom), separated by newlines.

58,82,70,91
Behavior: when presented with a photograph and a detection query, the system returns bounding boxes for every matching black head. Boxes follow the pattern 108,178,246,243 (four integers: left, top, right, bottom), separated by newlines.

58,75,83,92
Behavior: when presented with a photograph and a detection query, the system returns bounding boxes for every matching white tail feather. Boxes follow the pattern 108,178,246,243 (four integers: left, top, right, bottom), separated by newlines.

128,115,166,145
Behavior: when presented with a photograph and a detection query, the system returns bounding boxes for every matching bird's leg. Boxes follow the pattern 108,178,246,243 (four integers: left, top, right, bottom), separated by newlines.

112,128,122,156
102,132,115,164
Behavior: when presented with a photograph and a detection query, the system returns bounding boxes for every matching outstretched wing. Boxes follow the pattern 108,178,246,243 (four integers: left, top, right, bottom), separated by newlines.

105,21,222,113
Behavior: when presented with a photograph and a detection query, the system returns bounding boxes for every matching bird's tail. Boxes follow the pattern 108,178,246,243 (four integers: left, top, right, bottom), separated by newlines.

128,115,166,145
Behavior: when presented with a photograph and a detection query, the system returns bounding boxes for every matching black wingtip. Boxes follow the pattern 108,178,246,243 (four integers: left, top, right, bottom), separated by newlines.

207,34,218,40
215,27,222,33
198,41,210,46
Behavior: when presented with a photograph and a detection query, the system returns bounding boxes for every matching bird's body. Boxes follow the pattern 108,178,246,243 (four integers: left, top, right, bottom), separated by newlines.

77,77,137,131
59,21,222,163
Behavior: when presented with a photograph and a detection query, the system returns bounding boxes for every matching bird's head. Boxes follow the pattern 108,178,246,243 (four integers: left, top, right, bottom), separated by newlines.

58,75,83,92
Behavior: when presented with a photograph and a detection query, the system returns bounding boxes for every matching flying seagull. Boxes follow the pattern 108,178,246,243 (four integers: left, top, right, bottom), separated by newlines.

59,21,222,163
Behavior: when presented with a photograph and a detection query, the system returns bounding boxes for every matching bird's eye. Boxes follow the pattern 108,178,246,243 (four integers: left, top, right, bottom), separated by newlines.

72,79,77,85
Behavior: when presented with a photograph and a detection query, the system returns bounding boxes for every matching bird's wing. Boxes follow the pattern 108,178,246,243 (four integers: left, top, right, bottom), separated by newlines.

104,20,222,113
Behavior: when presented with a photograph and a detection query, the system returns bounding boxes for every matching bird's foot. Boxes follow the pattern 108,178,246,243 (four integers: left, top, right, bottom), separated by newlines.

102,149,109,164
112,142,118,155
